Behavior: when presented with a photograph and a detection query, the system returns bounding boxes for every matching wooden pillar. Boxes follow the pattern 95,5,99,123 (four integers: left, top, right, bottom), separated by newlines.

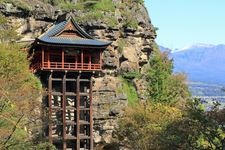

81,50,83,70
48,72,53,143
62,72,67,150
62,50,64,69
42,48,44,68
90,75,93,150
76,74,81,150
100,51,102,69
89,55,91,69
75,55,78,69
47,51,50,68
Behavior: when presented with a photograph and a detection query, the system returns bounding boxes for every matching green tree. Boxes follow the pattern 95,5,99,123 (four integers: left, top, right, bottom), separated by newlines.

0,43,43,149
0,43,56,149
145,44,190,104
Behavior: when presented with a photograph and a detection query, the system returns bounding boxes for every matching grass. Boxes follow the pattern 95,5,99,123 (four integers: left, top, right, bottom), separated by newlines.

76,11,104,23
105,17,118,28
0,14,7,25
134,0,144,4
119,2,139,29
1,0,32,12
93,0,115,12
122,70,141,80
60,0,115,12
122,11,138,29
58,0,118,28
117,77,139,105
59,1,92,11
117,38,127,54
59,2,78,11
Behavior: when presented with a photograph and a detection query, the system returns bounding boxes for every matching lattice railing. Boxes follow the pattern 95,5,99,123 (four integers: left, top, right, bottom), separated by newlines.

32,62,101,72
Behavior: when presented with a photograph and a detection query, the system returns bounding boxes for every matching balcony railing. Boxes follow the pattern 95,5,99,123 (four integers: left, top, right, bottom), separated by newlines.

32,62,101,72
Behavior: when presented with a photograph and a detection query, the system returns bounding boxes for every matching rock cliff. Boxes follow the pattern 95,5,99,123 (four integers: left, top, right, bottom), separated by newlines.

0,0,157,147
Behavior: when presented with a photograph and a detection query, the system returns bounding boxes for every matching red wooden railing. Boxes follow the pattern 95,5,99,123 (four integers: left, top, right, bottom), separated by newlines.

32,62,101,72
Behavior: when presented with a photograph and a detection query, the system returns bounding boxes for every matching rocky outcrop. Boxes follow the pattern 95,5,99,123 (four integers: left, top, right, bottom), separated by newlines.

0,0,157,147
92,76,127,145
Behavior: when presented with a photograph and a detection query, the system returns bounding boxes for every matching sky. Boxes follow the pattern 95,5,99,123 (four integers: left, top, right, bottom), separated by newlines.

144,0,225,50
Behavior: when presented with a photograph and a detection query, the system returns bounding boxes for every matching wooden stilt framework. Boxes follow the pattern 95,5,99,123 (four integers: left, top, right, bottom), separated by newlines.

47,71,93,150
31,15,111,150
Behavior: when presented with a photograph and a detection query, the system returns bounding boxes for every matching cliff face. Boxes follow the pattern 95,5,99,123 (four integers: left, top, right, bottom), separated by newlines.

0,0,156,146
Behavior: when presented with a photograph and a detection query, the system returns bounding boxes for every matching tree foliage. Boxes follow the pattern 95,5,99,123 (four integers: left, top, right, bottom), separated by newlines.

145,44,190,104
0,43,54,149
116,102,183,150
116,99,225,150
163,99,225,149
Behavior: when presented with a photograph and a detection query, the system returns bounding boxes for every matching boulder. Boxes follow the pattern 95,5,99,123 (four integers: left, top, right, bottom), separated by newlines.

122,46,138,63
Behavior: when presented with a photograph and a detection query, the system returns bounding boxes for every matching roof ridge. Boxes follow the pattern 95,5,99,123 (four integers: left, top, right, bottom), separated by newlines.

36,13,112,48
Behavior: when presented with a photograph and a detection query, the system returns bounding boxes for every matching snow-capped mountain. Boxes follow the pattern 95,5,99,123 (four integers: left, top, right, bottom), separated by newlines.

160,44,225,85
178,43,215,52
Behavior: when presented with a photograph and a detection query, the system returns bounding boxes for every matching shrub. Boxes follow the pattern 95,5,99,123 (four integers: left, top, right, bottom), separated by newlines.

116,102,183,149
116,99,225,149
163,99,225,149
122,70,140,80
0,14,21,42
0,28,20,42
122,10,138,29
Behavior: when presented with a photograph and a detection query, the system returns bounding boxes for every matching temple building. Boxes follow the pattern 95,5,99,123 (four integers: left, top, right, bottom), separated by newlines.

29,14,111,150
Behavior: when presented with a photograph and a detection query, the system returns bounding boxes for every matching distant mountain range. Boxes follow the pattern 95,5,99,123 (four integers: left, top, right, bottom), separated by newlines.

159,44,225,85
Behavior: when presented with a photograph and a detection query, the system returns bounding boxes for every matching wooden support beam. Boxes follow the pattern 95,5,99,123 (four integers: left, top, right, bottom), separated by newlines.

48,72,53,143
41,47,44,68
62,50,64,69
76,74,81,150
100,51,102,69
89,55,91,69
75,55,78,69
47,52,50,68
90,75,93,150
81,50,83,69
62,72,67,150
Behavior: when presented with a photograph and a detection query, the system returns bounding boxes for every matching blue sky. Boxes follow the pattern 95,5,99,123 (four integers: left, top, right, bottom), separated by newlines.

145,0,225,50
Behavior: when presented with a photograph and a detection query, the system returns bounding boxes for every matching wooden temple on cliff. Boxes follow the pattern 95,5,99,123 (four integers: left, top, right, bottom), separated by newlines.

29,14,111,150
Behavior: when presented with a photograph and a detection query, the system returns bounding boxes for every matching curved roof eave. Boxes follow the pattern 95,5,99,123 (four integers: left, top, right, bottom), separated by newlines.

36,38,112,49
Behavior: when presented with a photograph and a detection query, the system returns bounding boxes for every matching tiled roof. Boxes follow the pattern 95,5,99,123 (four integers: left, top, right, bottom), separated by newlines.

37,16,111,47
